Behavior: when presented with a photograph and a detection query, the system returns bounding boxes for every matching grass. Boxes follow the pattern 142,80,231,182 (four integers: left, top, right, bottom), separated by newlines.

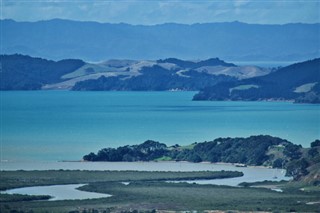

294,82,318,93
1,170,320,212
61,63,111,79
154,156,173,161
229,84,259,93
0,170,242,190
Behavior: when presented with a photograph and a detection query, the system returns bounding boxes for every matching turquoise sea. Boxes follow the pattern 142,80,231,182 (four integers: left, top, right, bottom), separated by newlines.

1,91,319,161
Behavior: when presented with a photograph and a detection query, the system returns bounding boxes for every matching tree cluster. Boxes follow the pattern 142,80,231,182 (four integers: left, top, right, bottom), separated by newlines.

83,140,168,162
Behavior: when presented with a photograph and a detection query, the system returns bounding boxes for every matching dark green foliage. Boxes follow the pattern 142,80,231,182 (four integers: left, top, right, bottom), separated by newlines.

193,58,320,103
1,170,320,212
308,148,319,158
273,158,285,168
84,135,289,166
286,158,310,180
186,152,202,163
0,194,51,202
283,143,302,160
157,57,236,69
73,65,235,91
0,170,242,191
311,139,320,147
83,135,320,182
83,140,168,162
307,147,320,166
0,54,85,90
175,135,288,165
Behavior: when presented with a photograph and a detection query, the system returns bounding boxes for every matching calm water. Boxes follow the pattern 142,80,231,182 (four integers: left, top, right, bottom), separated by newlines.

1,184,112,201
0,161,292,187
1,162,289,201
1,91,319,161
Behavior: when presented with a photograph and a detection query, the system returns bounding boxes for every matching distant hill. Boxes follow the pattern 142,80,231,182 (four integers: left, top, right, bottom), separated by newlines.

83,135,320,183
0,54,84,90
2,19,319,61
193,58,320,103
1,54,271,91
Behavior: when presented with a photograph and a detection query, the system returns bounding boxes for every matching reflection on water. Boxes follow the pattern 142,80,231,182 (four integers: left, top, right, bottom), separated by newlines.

1,184,111,201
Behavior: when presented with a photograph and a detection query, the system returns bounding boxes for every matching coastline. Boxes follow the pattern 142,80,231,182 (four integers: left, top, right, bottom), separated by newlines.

61,160,273,169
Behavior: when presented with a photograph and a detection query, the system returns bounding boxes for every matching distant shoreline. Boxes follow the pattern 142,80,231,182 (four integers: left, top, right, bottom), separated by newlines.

58,160,274,169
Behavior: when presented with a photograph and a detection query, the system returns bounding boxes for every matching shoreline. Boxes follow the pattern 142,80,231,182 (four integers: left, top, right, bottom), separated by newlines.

58,160,272,169
1,160,280,171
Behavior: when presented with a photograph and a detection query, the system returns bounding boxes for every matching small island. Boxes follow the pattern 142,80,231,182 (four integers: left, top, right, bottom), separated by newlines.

84,135,320,183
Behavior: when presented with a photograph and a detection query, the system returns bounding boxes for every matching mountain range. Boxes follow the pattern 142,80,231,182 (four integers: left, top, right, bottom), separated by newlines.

1,54,319,103
0,54,271,91
2,19,319,61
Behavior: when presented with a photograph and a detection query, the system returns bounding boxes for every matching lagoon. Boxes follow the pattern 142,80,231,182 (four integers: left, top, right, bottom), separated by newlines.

1,184,112,201
0,161,292,186
1,91,319,161
1,160,291,201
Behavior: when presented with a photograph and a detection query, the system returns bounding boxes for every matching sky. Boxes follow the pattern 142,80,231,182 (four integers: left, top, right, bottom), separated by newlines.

1,0,320,25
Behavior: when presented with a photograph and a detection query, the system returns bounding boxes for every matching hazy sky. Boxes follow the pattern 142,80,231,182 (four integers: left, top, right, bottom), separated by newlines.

1,0,320,25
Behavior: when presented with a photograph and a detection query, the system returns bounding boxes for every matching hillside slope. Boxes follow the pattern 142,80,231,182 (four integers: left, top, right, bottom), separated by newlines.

83,136,320,183
0,54,84,90
193,58,320,103
1,54,270,91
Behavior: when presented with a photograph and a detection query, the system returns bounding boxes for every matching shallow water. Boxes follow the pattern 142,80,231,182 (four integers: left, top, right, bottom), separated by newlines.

1,161,292,186
1,91,319,161
1,184,112,201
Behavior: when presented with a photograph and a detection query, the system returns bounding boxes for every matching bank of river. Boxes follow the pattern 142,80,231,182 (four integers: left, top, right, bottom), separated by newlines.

1,161,292,186
0,161,292,201
1,184,112,201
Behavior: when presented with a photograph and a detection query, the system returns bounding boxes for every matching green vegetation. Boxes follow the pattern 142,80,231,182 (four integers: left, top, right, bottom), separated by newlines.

229,84,259,93
1,54,241,91
0,54,85,90
83,140,169,162
0,194,51,202
72,65,234,91
1,171,320,212
83,135,320,183
193,58,320,103
294,82,318,93
311,139,320,147
0,170,242,191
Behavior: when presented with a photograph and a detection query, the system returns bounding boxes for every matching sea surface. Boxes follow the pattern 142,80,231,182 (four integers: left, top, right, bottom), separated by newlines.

1,91,319,161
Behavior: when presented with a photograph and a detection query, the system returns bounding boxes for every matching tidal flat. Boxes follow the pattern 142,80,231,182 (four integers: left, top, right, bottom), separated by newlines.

1,170,320,212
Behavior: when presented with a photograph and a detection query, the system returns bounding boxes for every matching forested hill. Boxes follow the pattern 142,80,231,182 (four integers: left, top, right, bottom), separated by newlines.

83,135,320,183
193,58,320,103
0,54,85,90
1,54,272,91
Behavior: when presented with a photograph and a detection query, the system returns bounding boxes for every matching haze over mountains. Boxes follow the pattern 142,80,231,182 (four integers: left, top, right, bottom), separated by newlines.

2,19,319,61
1,19,319,103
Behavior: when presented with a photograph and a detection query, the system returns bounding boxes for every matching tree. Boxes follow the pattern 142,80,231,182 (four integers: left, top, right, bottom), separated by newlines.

311,140,320,147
